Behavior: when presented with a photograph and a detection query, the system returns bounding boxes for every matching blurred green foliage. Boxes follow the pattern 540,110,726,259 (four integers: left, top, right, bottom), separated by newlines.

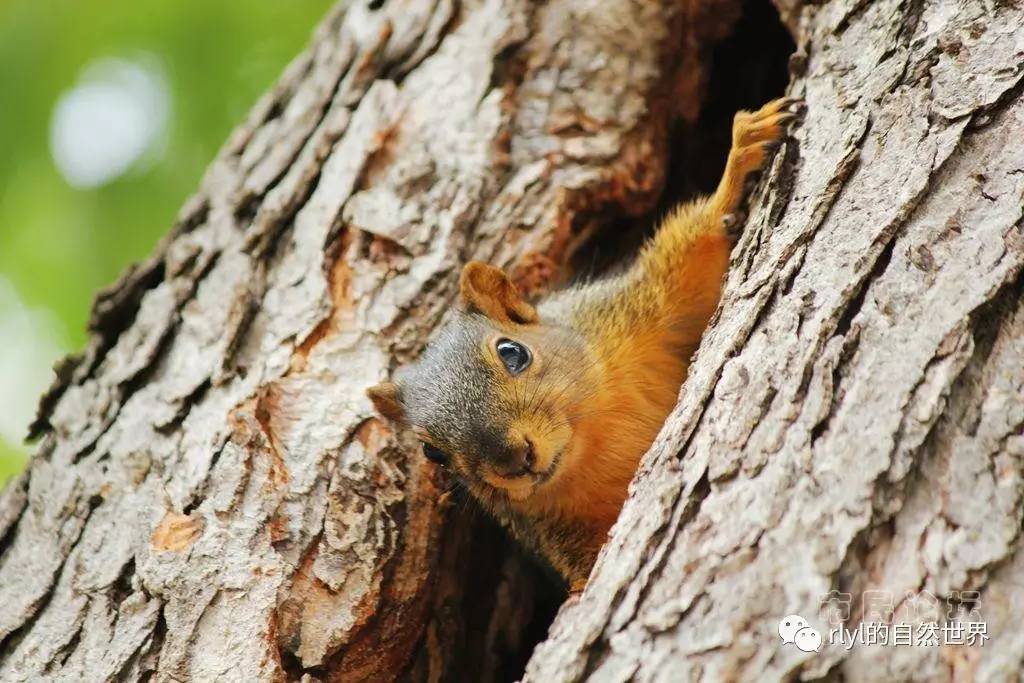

0,0,334,483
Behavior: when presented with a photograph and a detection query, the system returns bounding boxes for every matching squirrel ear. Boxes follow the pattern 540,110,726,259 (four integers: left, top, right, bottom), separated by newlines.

459,262,538,325
367,382,406,422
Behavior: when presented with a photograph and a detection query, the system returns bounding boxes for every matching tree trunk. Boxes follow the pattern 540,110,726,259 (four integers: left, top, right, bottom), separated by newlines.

1,1,1020,683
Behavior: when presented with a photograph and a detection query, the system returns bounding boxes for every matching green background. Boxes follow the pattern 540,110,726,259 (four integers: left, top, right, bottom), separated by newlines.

0,0,333,483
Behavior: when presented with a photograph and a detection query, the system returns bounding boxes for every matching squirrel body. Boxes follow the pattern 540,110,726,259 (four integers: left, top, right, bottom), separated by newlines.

369,97,799,591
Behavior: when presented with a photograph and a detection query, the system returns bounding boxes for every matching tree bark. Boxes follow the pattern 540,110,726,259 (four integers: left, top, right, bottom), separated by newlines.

1,1,1021,683
526,1,1024,681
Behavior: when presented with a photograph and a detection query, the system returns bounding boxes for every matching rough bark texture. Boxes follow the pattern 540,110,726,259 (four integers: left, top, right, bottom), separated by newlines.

1,0,1020,682
526,0,1024,681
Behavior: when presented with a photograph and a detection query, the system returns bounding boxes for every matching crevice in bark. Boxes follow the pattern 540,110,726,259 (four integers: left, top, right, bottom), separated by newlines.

583,467,714,679
834,235,895,340
232,25,351,215
111,558,139,605
27,354,86,442
765,127,804,232
242,120,347,263
0,490,102,659
54,624,84,669
27,256,167,441
0,469,29,555
280,647,327,682
88,260,168,346
141,606,168,681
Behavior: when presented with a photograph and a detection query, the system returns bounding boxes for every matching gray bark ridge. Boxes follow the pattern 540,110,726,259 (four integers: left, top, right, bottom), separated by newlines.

0,0,722,680
526,0,1024,681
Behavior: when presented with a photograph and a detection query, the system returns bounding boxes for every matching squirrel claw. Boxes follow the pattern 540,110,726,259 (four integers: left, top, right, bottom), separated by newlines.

775,95,805,112
723,211,747,239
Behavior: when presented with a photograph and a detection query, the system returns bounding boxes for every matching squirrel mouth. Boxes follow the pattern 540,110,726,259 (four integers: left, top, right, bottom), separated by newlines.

492,469,541,489
535,447,561,484
496,477,539,502
488,448,561,497
520,437,562,484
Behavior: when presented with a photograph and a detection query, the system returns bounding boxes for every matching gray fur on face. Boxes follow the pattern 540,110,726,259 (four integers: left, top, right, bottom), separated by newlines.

395,313,510,474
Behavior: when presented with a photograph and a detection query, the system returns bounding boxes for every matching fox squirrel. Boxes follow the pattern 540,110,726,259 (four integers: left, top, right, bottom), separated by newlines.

368,97,800,593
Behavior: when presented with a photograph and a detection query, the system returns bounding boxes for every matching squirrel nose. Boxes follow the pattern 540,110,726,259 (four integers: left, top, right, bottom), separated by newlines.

495,438,536,478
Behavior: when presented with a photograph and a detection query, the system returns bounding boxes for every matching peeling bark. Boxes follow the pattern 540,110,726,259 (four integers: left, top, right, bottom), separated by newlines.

2,0,1020,681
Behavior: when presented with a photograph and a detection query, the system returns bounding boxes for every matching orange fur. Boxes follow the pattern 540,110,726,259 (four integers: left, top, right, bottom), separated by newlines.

502,98,796,585
368,97,798,590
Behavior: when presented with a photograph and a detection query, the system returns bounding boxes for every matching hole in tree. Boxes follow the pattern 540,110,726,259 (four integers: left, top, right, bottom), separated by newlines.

572,0,796,278
424,2,794,681
667,0,796,205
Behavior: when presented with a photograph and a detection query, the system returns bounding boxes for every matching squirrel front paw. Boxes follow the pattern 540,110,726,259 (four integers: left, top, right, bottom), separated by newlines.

717,96,803,238
730,96,802,177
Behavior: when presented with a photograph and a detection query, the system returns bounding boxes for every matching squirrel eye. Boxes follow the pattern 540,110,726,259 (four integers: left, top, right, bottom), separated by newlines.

422,442,449,465
496,339,532,375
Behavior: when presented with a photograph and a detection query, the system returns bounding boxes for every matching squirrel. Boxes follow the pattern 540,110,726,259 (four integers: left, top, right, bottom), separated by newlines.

368,97,800,593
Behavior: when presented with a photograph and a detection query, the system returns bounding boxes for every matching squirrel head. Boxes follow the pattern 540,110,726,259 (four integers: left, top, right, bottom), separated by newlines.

367,262,598,503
